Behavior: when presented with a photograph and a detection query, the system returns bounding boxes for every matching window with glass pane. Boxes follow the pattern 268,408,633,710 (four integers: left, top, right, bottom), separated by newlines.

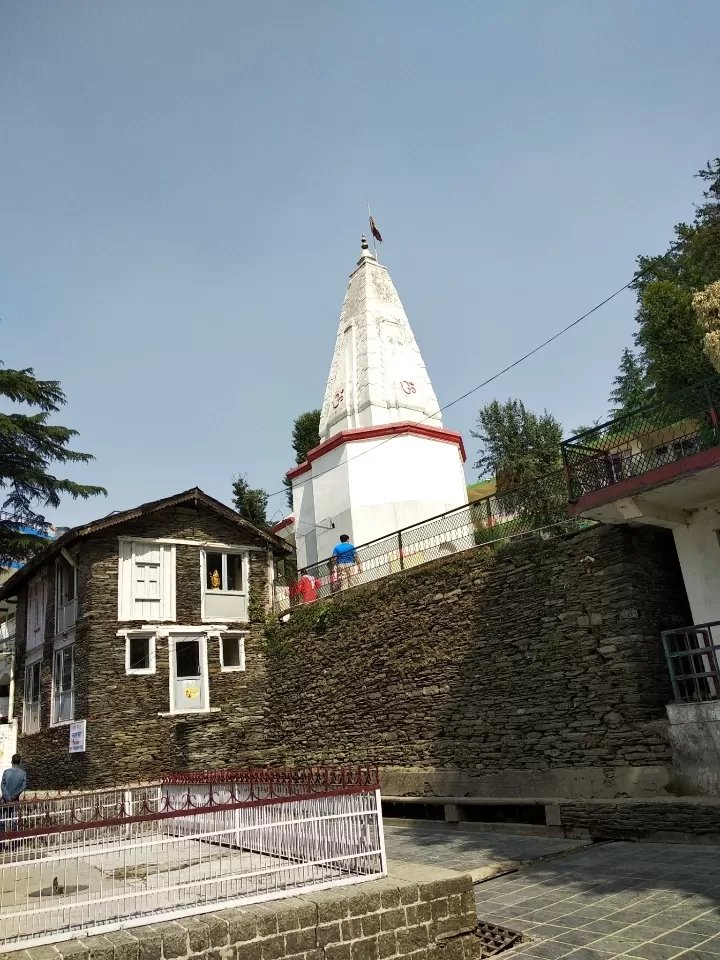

52,646,74,724
129,635,151,671
206,553,223,590
221,635,243,669
226,554,243,591
204,552,244,592
175,640,200,678
59,559,75,603
23,661,41,733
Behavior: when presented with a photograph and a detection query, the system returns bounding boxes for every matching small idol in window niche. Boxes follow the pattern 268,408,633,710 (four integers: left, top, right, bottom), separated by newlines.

210,569,221,590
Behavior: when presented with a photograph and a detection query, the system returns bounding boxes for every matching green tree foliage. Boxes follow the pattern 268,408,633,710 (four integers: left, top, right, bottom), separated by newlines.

472,399,563,486
472,399,566,529
633,159,720,396
0,366,106,565
231,474,269,529
608,348,649,416
283,409,321,508
291,410,321,463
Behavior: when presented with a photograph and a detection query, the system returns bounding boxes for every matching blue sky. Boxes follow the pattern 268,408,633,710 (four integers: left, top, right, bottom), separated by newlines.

1,0,718,529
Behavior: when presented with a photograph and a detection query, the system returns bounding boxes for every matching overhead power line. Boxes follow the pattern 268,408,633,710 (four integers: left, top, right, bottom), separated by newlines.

266,237,683,503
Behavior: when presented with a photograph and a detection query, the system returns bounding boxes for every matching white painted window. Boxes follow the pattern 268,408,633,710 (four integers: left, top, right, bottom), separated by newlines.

51,643,74,725
219,632,246,672
125,632,156,675
26,575,46,651
169,635,209,713
201,550,249,622
118,541,176,622
56,556,77,634
23,658,42,734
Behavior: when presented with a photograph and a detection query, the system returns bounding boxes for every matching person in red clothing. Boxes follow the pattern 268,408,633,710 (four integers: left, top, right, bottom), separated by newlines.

296,573,318,604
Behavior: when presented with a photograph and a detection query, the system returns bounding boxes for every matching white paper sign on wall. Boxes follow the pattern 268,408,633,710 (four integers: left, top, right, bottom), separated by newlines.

69,719,86,754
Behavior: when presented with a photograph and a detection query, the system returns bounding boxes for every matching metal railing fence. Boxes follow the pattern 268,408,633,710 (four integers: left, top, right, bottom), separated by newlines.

662,621,720,703
274,469,580,610
561,374,720,502
0,767,385,951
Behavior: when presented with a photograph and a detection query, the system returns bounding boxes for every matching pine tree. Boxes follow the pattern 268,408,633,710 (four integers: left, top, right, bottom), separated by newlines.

608,348,649,416
0,366,106,564
231,474,269,529
633,159,720,396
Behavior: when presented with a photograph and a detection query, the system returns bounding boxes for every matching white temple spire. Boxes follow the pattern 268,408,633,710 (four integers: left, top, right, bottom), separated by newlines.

319,236,442,441
286,235,467,570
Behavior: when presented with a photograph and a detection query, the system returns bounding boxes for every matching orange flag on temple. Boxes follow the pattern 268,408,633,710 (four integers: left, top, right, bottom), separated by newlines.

369,216,383,243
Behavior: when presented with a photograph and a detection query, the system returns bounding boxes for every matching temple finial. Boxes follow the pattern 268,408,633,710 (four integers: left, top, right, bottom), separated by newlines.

361,234,369,251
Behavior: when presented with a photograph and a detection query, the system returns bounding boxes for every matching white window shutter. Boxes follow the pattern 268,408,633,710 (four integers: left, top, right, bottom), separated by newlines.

26,574,46,650
118,541,133,620
118,541,176,622
159,545,176,621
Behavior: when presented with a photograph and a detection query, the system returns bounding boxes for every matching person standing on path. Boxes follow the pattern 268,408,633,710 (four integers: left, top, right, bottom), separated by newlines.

1,754,27,833
331,534,362,590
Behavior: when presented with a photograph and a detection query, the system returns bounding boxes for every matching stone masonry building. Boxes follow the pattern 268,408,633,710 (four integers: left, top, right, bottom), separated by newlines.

0,488,291,788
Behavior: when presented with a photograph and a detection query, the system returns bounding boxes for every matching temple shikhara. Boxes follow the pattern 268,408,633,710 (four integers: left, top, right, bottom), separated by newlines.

280,236,468,568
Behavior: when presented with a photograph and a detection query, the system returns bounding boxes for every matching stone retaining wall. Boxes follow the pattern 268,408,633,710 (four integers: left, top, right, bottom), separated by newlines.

2,864,486,960
265,525,690,799
557,798,720,841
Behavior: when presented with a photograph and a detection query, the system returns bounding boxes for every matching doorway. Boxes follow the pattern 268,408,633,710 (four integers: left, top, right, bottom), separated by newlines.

170,636,208,712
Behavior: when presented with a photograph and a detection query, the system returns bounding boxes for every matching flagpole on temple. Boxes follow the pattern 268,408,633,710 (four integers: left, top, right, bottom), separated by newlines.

367,200,380,263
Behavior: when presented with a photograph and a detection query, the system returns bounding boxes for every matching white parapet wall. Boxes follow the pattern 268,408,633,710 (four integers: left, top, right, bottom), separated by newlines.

667,701,720,796
672,518,720,625
0,722,17,770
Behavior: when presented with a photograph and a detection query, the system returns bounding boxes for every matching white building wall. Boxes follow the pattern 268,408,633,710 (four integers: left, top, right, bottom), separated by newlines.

0,723,17,770
293,434,468,567
309,446,353,565
673,520,720,625
291,469,318,570
348,434,468,547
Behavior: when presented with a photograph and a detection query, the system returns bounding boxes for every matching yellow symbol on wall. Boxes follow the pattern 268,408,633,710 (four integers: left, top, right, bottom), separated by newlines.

210,569,221,590
184,686,200,699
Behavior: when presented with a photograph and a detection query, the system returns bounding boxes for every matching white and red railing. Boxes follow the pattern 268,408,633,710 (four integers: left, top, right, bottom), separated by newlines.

0,767,385,951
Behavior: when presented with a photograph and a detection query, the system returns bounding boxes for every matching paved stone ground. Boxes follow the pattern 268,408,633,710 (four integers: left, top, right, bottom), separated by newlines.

474,841,720,960
383,822,582,876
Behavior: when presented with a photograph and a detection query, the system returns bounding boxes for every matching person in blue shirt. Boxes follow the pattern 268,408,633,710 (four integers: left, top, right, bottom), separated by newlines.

331,535,363,590
1,754,27,833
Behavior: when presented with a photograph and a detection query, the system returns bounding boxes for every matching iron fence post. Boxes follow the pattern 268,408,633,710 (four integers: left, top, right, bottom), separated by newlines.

560,443,574,503
661,632,681,703
398,530,404,570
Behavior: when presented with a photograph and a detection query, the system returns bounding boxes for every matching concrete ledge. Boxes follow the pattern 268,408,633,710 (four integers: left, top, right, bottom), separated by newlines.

2,863,488,960
379,765,672,801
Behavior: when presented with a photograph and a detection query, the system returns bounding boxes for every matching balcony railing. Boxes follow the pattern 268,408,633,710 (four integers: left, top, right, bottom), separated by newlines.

274,469,583,611
0,621,15,642
561,374,720,503
662,621,720,702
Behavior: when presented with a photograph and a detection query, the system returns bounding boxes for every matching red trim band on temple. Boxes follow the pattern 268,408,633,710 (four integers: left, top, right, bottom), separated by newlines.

286,422,466,481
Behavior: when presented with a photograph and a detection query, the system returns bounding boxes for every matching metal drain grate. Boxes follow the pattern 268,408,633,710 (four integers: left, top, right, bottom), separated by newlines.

475,921,523,956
